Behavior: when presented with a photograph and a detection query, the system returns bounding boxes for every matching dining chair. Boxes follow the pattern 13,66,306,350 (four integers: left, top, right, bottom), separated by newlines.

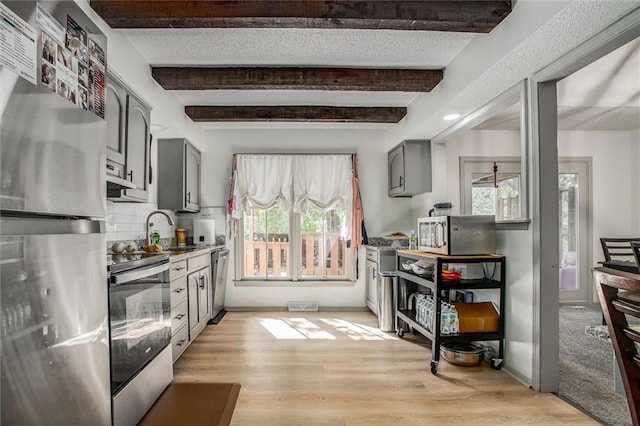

593,267,640,426
632,242,640,270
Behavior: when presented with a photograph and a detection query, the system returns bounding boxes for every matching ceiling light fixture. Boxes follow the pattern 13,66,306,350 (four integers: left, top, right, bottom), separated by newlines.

443,114,460,121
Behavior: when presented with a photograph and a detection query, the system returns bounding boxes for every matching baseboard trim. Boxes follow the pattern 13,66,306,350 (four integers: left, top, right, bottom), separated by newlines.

224,306,369,312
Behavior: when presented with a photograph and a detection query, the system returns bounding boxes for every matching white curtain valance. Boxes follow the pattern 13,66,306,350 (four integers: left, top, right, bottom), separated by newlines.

292,155,352,214
237,154,293,213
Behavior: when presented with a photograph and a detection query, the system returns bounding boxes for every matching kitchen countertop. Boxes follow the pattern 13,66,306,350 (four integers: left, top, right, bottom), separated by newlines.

108,246,225,262
164,246,224,261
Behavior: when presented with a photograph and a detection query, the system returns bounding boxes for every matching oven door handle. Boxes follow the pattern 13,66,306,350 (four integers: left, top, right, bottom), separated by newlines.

111,262,170,286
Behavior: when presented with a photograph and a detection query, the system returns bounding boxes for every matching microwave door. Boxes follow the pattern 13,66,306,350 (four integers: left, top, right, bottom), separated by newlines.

434,222,444,249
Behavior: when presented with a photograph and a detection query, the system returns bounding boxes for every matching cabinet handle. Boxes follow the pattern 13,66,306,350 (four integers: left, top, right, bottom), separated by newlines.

199,275,205,290
174,287,184,293
373,267,377,278
174,313,185,320
176,339,187,347
174,266,185,271
186,192,191,203
399,176,403,187
128,170,133,181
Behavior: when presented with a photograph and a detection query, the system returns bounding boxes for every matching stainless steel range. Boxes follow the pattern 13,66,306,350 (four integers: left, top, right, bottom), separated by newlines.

107,253,173,426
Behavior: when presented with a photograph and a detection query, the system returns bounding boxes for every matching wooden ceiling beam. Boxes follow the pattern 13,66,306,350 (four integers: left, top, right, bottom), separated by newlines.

152,67,442,92
185,106,407,123
89,1,512,32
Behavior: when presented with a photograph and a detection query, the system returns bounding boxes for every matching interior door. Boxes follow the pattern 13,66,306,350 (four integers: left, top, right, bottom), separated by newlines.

558,159,590,303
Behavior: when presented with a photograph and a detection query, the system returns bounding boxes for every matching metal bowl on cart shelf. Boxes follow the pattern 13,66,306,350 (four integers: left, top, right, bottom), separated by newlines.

440,342,486,367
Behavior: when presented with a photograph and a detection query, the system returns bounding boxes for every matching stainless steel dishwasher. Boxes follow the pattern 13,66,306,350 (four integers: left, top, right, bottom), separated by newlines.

209,248,229,324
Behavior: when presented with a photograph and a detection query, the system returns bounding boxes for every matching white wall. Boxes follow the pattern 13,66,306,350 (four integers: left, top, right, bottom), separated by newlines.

558,130,640,264
439,129,533,382
435,127,639,383
201,128,415,309
75,0,203,149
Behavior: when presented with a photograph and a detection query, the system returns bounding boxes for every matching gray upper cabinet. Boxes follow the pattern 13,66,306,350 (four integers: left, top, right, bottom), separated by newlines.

105,81,126,167
388,139,432,197
157,138,201,212
121,93,150,201
106,73,151,202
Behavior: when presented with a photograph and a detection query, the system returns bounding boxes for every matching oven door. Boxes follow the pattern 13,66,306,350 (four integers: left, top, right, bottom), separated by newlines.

109,263,171,395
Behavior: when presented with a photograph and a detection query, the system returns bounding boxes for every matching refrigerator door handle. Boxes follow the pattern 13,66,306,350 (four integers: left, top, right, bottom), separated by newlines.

0,216,104,235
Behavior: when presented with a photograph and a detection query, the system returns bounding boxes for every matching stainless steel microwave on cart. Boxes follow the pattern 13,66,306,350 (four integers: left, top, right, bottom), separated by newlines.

417,215,496,255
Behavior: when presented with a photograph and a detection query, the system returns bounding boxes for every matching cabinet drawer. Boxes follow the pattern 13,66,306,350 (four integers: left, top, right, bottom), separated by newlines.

187,253,209,271
171,324,190,362
170,275,188,307
170,260,187,280
366,248,378,263
171,300,188,334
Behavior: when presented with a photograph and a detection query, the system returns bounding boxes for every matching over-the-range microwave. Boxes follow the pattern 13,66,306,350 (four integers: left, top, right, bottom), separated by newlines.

417,215,496,255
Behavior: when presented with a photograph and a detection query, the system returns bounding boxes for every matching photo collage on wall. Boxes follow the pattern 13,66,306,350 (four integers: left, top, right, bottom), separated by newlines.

38,7,105,118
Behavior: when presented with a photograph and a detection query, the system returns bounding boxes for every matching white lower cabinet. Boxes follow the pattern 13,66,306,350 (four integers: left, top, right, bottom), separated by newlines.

169,251,212,362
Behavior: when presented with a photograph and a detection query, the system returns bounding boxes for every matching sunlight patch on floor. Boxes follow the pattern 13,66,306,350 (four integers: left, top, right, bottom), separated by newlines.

284,318,336,340
319,318,397,341
259,319,307,339
257,317,397,341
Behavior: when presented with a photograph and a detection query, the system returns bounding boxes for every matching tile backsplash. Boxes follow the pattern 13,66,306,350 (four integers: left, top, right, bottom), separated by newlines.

106,201,176,243
106,201,226,246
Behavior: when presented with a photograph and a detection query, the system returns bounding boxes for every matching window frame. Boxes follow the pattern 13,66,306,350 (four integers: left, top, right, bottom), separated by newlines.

432,80,531,229
235,209,357,286
235,203,356,285
460,156,523,220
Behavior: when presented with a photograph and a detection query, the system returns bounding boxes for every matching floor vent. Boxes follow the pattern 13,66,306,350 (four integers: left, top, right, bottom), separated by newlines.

287,301,319,312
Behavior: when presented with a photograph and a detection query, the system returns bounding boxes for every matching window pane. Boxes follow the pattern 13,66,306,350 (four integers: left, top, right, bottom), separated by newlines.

243,208,290,278
300,210,346,278
471,172,520,220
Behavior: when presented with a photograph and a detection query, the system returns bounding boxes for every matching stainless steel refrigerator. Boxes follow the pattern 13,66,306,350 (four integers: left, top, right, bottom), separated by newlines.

1,1,110,424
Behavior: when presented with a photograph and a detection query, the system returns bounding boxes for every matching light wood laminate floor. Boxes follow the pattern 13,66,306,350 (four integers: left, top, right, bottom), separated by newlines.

173,311,596,425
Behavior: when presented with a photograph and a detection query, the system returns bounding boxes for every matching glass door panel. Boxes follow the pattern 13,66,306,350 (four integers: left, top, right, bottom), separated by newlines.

558,160,590,303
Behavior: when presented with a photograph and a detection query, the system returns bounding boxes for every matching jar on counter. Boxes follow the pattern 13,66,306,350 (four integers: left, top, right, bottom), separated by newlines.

176,228,187,247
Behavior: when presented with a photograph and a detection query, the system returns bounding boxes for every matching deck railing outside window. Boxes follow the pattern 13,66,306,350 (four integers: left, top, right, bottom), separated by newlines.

244,233,345,278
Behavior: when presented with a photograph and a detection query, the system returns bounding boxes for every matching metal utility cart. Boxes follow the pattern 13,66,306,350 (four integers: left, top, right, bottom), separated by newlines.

395,250,506,374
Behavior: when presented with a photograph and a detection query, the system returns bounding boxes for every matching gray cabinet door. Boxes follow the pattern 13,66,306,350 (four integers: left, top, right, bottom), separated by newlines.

121,94,150,202
366,259,378,314
388,140,431,197
157,138,200,212
198,267,210,323
188,271,200,336
388,144,405,196
184,143,200,211
105,80,126,166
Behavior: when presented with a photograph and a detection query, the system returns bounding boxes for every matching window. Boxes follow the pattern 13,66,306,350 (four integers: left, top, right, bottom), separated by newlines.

461,158,522,221
230,154,357,282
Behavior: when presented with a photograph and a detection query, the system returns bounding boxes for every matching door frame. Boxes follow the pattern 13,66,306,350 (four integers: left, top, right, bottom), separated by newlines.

530,9,640,392
558,157,592,304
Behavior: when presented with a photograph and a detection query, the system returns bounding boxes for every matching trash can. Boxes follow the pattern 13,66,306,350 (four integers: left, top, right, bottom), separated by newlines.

377,271,397,332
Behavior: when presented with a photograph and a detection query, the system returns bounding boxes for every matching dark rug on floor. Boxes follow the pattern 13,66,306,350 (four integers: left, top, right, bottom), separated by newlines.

138,382,241,426
559,304,631,426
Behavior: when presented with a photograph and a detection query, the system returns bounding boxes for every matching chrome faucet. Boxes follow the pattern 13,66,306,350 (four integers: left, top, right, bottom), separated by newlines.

145,210,175,246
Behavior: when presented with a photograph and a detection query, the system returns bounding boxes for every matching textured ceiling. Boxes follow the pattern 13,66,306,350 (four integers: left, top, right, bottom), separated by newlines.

116,3,638,131
124,28,473,113
471,38,640,132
